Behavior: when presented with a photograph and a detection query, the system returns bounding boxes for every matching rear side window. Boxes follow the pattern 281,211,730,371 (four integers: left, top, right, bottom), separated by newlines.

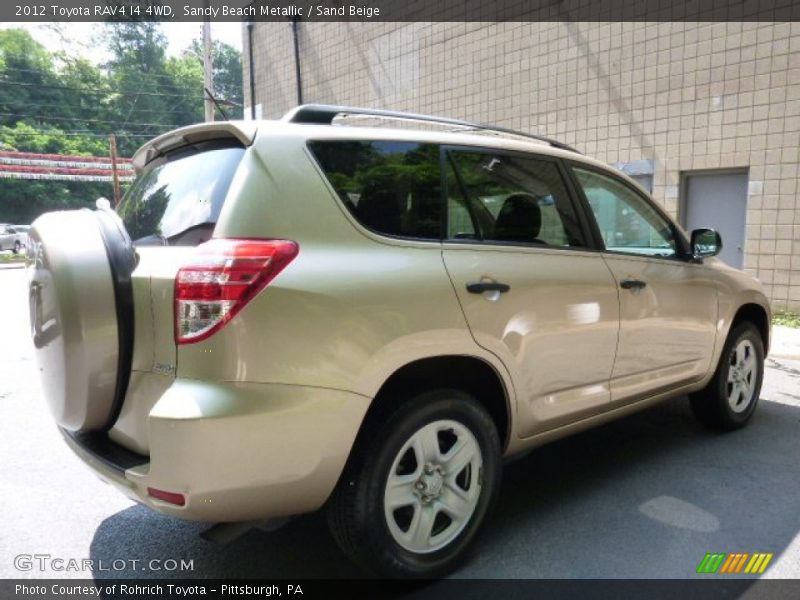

309,141,442,240
118,141,245,246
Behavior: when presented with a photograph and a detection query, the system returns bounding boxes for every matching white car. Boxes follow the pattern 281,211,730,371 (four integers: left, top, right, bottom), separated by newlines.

0,224,29,254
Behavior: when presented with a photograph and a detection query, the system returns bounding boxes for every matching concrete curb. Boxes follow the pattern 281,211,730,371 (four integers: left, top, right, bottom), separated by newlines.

771,325,800,360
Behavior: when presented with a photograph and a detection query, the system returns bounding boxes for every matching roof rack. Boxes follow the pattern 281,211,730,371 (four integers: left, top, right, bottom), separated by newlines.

281,104,581,154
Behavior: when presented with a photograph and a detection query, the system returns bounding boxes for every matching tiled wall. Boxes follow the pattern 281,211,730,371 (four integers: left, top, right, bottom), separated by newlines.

245,21,800,311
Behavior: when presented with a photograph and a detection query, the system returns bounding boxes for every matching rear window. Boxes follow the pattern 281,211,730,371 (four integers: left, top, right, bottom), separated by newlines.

308,140,442,240
118,141,244,246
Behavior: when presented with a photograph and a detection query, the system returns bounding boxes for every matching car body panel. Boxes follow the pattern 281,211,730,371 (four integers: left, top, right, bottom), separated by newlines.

705,258,772,362
442,244,620,437
601,253,719,403
72,379,370,522
131,121,258,170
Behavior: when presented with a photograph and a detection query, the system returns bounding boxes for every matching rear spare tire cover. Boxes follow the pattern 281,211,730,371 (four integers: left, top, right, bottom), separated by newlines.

28,209,134,432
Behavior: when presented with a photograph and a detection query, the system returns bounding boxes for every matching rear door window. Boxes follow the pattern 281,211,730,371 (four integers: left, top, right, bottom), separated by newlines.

118,141,245,246
446,149,587,248
308,141,442,240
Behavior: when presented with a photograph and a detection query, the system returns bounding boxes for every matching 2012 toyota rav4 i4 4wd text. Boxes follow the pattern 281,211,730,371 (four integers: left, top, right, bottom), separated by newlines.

29,105,770,577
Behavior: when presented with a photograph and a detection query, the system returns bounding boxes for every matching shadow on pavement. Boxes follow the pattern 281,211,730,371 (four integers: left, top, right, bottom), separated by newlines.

90,392,800,579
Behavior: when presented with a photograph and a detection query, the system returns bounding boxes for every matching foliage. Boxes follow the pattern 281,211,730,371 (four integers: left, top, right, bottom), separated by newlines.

0,253,27,263
0,25,243,224
773,310,800,329
189,39,244,118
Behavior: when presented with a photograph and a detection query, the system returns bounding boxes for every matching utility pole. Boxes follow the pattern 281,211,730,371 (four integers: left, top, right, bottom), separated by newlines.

203,4,215,122
109,134,121,208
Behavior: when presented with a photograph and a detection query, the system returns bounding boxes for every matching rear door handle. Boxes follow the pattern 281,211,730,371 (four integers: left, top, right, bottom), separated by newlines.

466,282,510,294
620,278,647,290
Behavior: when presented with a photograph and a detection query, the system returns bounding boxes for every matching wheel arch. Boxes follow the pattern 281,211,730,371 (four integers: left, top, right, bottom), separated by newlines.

731,302,771,354
348,355,512,467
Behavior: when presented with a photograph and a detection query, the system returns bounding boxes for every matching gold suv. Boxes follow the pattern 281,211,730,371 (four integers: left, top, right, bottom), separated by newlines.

28,105,770,577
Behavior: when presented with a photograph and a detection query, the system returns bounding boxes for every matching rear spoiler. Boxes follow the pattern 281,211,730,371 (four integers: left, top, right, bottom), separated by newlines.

132,121,258,171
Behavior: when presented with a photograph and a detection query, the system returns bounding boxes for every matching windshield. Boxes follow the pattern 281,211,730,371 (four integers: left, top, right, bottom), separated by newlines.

118,141,245,246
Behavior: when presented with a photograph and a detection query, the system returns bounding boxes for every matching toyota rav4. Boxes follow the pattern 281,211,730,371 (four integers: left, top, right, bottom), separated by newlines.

28,105,770,577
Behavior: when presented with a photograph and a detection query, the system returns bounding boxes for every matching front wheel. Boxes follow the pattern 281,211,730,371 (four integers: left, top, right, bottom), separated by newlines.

690,322,765,430
326,390,502,577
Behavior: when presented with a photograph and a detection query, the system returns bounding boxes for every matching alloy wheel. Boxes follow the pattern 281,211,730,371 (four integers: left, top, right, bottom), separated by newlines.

727,339,758,413
383,419,483,554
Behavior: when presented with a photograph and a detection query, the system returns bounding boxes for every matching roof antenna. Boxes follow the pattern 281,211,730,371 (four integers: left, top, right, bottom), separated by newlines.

204,87,230,121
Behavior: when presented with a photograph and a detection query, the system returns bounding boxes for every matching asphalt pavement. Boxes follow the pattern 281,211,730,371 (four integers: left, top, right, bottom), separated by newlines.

1,267,799,580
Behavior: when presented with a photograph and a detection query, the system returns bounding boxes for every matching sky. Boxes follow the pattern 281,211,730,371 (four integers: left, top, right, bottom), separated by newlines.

0,22,243,62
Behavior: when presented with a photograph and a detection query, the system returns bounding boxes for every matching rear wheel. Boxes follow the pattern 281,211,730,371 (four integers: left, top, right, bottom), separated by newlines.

690,322,764,430
326,389,502,577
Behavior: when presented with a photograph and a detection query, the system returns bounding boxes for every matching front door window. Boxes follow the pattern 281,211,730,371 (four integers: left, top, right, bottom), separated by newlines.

573,167,677,258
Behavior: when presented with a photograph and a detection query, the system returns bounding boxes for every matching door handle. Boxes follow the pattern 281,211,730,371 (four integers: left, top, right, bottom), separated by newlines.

620,278,647,290
466,281,510,294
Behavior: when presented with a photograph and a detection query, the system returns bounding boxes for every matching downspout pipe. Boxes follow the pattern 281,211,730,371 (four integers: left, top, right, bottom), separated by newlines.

291,17,303,105
246,21,256,119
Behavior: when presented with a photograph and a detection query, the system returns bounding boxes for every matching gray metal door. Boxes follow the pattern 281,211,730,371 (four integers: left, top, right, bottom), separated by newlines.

683,171,748,268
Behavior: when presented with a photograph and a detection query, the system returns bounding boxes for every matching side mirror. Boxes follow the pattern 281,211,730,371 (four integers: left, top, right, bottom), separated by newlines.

691,228,722,259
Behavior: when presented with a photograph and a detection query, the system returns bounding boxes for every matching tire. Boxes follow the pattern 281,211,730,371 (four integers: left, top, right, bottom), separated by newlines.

326,389,502,578
13,240,20,254
690,322,764,431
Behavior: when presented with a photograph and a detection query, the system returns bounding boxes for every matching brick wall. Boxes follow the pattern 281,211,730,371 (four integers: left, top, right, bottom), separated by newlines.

245,21,800,311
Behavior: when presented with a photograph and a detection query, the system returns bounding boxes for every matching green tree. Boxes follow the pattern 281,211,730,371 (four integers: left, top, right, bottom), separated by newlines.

104,22,177,154
0,29,64,127
58,57,115,125
0,122,112,223
189,39,244,119
164,52,205,126
0,23,245,223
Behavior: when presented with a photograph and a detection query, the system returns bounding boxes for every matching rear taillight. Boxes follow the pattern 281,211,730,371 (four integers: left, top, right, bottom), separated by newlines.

175,238,299,344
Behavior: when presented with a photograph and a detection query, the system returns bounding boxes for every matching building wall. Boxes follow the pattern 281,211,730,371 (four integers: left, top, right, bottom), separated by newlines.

245,21,800,311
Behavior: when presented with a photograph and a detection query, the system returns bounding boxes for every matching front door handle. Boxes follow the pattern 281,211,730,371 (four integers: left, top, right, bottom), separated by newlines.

466,281,510,294
620,278,647,290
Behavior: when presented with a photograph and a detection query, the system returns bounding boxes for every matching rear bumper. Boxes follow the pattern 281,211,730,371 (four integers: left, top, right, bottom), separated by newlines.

61,379,370,522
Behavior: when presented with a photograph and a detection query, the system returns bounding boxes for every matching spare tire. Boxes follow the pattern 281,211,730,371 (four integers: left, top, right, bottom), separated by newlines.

28,208,136,432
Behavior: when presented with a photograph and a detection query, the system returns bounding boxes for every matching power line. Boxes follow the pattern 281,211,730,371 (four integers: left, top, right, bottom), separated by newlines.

1,64,210,93
1,131,153,137
0,111,185,129
1,69,208,99
0,99,200,116
0,79,201,100
2,64,199,85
